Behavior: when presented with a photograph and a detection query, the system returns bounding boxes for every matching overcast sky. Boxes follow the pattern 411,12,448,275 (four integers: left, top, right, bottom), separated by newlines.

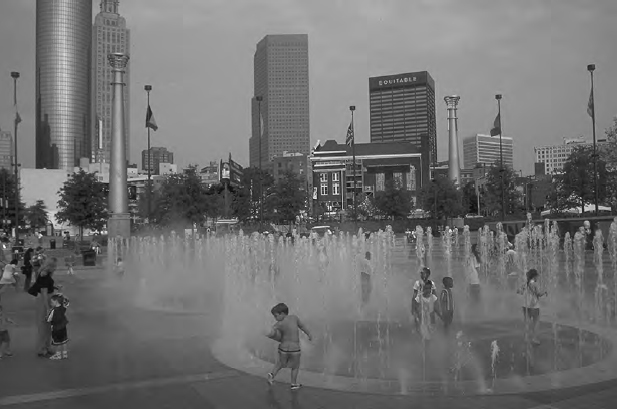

0,0,616,173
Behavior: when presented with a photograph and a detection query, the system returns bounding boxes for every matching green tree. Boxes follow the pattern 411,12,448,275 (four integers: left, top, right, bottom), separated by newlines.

56,170,108,236
25,200,49,232
233,167,275,223
268,171,306,224
419,175,463,219
461,181,480,215
547,145,610,214
152,167,210,227
356,194,377,220
374,179,414,219
601,117,617,209
483,164,522,217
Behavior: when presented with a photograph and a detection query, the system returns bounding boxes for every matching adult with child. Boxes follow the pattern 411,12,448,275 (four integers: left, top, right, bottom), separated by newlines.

28,257,59,357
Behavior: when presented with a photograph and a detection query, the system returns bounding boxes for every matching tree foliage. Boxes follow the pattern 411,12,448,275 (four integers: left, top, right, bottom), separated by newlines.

268,171,306,224
56,170,108,235
151,167,210,226
419,175,463,219
547,145,610,213
483,164,521,216
232,167,275,222
461,181,483,216
25,200,49,232
0,168,26,229
374,179,414,219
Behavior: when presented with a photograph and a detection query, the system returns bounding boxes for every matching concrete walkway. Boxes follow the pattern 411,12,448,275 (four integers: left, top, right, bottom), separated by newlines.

0,269,614,409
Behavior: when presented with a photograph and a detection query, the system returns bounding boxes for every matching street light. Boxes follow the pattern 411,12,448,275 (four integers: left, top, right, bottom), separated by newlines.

256,96,263,229
11,71,20,241
144,85,152,222
495,93,505,221
587,64,599,216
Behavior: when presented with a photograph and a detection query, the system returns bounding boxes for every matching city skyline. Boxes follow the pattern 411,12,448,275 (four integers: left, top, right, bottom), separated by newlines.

1,0,616,173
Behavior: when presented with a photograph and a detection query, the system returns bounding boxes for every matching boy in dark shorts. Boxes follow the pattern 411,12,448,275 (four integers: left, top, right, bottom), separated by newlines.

266,303,313,390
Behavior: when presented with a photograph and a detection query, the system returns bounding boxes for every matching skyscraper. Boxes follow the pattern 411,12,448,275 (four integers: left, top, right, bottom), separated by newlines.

93,0,131,163
36,0,92,170
463,133,514,169
369,71,437,163
249,34,310,169
0,130,13,171
142,147,174,176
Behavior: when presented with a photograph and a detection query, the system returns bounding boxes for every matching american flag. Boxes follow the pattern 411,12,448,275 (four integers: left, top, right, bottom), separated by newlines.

587,88,594,118
345,121,354,146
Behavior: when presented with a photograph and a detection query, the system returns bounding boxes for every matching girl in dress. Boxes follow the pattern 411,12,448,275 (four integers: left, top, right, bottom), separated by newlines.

47,293,70,360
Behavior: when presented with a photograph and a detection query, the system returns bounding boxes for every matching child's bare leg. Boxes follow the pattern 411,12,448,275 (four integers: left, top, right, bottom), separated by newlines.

290,354,301,387
291,368,299,385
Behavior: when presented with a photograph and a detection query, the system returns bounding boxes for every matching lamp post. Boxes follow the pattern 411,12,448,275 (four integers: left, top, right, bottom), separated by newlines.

256,95,263,229
11,71,20,241
587,64,599,216
349,105,356,221
495,94,505,221
144,85,152,222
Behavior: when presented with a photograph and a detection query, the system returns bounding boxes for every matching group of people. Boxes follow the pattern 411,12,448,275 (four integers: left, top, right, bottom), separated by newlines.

0,245,71,361
264,238,549,388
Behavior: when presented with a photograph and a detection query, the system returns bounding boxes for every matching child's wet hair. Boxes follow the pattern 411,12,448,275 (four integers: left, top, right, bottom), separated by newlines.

421,267,431,277
271,303,289,316
526,268,539,282
442,276,453,288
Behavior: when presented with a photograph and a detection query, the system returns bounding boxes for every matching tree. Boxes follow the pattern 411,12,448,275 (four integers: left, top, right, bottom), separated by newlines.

547,145,610,214
152,167,210,227
601,117,617,209
0,168,26,231
419,175,463,219
268,171,306,224
461,181,480,215
25,200,49,232
483,164,522,217
56,169,108,236
232,167,275,223
374,179,414,219
356,194,378,220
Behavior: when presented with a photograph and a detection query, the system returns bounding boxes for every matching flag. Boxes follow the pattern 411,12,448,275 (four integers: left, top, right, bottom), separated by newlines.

587,87,594,118
146,105,158,131
490,112,501,136
260,111,264,137
345,121,354,146
14,103,21,126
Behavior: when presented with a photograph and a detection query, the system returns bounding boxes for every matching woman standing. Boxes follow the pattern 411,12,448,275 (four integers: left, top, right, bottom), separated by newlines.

29,257,59,357
22,248,34,291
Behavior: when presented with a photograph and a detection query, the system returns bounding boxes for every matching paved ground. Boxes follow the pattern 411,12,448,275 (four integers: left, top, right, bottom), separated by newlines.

0,268,615,409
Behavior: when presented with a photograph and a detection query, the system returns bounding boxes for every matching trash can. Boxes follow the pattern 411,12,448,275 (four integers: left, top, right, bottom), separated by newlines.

82,249,97,267
50,239,56,250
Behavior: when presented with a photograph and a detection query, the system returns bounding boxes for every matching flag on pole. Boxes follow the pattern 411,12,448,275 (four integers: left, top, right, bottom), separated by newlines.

345,121,354,146
587,87,594,118
490,112,501,136
146,105,158,131
14,103,21,126
260,111,264,137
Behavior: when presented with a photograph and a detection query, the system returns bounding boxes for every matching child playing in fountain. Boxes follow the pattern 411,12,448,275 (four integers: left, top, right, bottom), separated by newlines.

360,251,373,308
411,267,436,331
517,269,547,345
415,282,439,340
438,276,455,333
0,304,16,358
114,257,125,277
46,293,70,360
265,302,313,390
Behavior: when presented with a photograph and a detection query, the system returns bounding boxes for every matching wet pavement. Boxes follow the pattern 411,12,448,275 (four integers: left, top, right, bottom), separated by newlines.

0,267,615,408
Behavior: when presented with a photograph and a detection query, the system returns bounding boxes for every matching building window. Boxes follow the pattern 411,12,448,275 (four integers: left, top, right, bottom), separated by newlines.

320,183,328,196
332,172,340,182
376,172,385,191
333,182,340,196
319,173,327,182
393,172,403,188
406,166,416,191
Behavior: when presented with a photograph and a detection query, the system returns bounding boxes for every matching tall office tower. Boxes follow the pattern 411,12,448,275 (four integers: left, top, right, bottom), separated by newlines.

249,34,310,169
463,133,514,169
0,130,13,170
369,71,437,163
36,0,92,170
142,147,174,176
93,0,131,163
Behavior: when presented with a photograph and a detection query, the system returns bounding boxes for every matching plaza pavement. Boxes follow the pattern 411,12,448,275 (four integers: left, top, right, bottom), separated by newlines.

0,267,615,409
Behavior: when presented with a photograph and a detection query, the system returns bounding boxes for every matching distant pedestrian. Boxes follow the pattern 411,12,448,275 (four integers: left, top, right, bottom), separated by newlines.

65,253,76,276
22,248,34,291
114,257,125,277
46,293,70,360
466,244,482,305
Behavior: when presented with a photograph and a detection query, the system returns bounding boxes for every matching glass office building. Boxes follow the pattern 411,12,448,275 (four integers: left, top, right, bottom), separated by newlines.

36,0,92,170
463,133,514,169
369,71,437,164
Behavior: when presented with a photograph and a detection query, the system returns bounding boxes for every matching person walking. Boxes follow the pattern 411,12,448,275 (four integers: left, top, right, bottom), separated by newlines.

28,257,59,357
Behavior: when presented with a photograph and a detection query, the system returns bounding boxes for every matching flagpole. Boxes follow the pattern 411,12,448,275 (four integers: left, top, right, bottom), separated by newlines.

256,95,263,230
350,105,356,223
495,94,505,221
145,85,152,223
588,64,599,216
11,71,20,241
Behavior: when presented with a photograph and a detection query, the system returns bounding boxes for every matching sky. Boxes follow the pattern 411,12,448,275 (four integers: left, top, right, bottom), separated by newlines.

0,0,616,174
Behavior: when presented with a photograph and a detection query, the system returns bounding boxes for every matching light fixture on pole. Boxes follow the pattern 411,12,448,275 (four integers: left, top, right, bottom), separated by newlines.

11,71,20,241
256,95,263,229
495,93,505,221
587,64,599,216
144,84,152,222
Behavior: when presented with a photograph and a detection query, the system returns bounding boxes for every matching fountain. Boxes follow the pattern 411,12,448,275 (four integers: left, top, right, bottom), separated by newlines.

110,218,617,396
